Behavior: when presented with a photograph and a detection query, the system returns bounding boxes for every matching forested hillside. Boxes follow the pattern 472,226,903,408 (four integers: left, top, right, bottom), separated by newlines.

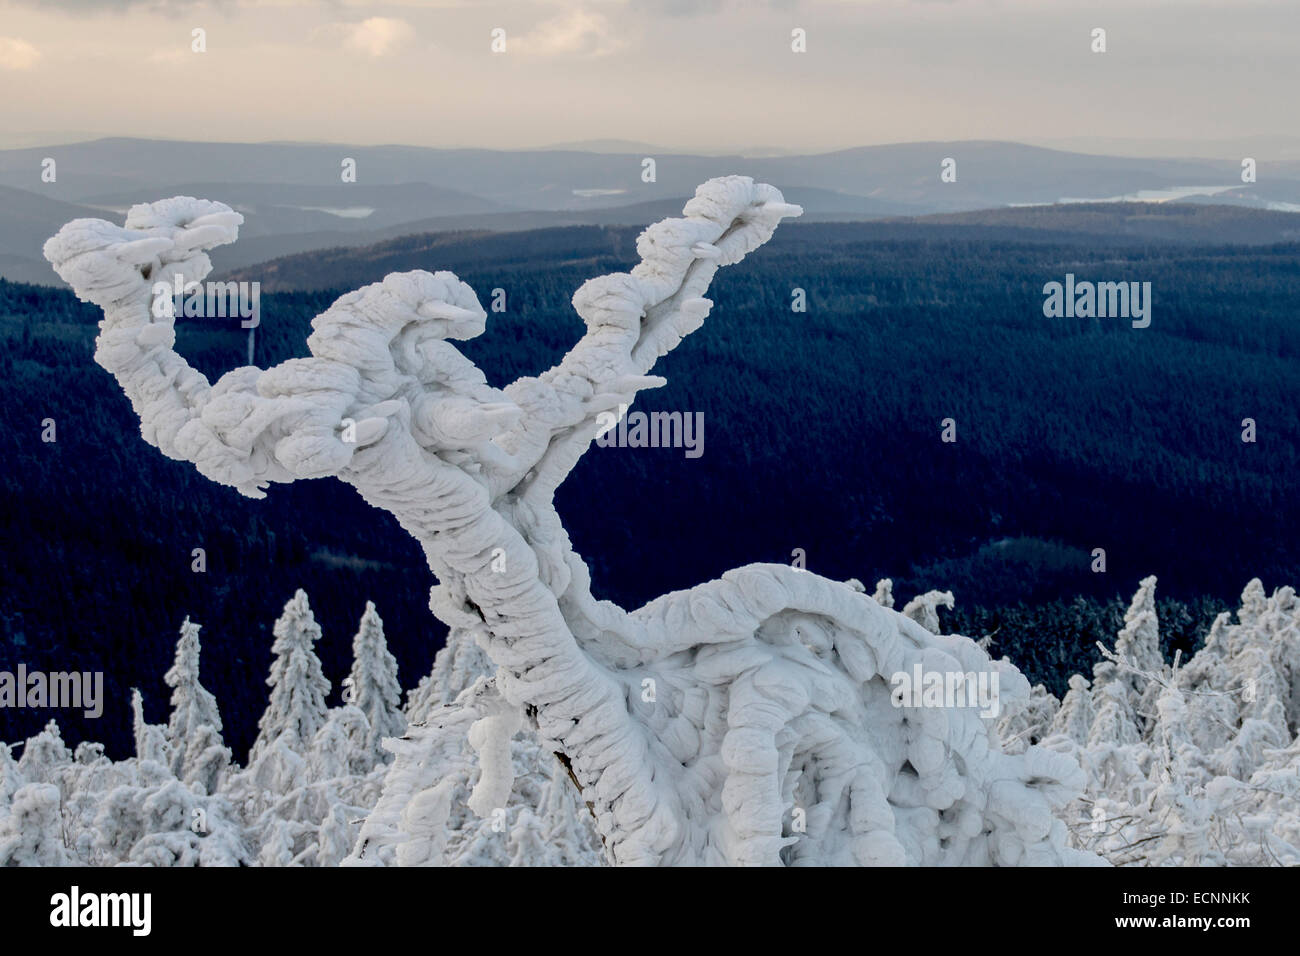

3,215,1297,758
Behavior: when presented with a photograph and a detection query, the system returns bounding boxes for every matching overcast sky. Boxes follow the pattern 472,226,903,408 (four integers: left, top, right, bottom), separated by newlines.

0,0,1294,154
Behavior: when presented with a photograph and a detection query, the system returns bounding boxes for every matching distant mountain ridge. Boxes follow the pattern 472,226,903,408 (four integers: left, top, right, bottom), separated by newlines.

222,202,1300,294
0,185,119,284
5,137,1300,286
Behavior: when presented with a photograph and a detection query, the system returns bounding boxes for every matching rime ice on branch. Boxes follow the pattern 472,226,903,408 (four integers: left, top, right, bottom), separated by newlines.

46,178,1093,866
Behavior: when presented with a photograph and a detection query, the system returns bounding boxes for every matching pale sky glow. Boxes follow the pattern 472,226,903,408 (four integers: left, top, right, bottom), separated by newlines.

0,0,1294,152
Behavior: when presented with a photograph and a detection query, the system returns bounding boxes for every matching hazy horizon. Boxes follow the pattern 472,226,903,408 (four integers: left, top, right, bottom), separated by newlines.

7,132,1300,163
1,0,1296,156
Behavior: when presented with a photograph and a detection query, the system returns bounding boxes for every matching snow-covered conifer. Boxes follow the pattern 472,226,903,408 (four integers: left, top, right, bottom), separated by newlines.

316,804,356,867
131,689,173,777
251,590,331,760
164,616,229,788
17,720,72,784
405,626,493,723
308,705,372,781
345,602,404,766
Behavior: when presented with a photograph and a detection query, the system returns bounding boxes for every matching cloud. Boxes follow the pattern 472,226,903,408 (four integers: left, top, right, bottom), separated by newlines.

631,0,726,14
0,37,41,70
147,48,189,65
513,9,623,57
317,17,416,57
3,0,219,10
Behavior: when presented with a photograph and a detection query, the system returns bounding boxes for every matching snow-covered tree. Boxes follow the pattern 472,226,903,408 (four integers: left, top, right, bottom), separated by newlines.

251,590,331,761
163,616,230,791
0,784,69,866
92,777,251,867
901,588,954,634
996,683,1060,753
47,177,1096,866
1049,675,1095,745
316,804,356,867
1049,577,1300,866
16,720,71,785
0,742,22,814
348,622,606,866
1092,574,1163,731
345,602,404,766
130,689,173,775
405,626,493,724
308,705,372,781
